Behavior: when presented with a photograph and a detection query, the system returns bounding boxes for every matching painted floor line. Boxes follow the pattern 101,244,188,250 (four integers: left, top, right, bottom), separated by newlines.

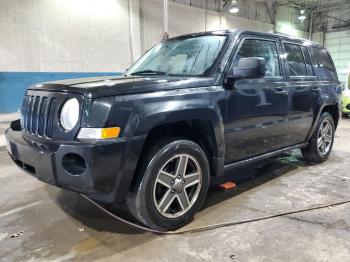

0,201,43,219
0,135,6,147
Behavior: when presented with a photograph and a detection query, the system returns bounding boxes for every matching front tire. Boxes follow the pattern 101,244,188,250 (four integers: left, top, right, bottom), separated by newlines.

127,138,210,231
302,112,335,163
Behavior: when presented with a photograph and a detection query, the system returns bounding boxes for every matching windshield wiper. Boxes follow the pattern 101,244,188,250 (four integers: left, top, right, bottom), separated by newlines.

130,70,168,76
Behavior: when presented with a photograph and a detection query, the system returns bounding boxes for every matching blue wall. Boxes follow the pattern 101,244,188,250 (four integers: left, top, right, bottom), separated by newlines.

0,72,121,113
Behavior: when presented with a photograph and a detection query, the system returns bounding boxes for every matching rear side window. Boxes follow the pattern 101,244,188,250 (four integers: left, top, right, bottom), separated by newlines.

309,47,337,80
301,46,314,76
233,39,281,77
284,43,307,76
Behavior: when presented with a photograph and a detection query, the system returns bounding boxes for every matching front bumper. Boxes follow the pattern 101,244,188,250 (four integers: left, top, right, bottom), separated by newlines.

5,121,145,203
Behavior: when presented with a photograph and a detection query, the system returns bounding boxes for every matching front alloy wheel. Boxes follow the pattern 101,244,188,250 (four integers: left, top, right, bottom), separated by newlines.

128,139,210,231
153,154,202,218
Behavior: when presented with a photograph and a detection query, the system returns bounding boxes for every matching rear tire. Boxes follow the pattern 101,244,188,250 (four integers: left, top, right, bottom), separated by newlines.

302,112,335,163
127,138,210,231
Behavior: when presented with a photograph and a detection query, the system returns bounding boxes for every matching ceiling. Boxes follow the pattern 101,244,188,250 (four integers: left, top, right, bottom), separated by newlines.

176,0,350,32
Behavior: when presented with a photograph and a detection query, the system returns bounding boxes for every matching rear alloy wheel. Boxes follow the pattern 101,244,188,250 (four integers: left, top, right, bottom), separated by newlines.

128,139,210,231
302,112,335,163
316,119,333,156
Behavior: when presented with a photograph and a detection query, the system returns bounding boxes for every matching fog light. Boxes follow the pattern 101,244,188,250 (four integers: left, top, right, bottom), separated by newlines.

62,153,87,175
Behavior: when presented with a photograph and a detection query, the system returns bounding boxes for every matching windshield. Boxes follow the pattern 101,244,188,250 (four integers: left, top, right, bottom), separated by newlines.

127,35,227,77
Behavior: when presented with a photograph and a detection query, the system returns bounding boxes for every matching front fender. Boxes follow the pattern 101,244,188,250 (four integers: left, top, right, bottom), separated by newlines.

81,87,227,176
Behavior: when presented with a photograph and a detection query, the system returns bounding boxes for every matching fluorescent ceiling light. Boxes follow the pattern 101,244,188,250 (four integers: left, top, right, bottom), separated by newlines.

229,6,239,13
228,0,239,14
298,9,306,21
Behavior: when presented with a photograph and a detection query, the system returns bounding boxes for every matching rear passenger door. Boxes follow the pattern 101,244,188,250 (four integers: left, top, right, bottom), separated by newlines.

282,42,317,144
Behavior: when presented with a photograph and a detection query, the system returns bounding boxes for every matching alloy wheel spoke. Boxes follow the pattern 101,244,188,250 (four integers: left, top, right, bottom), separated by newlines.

184,172,200,188
175,155,188,178
158,189,176,212
325,134,332,143
157,171,175,188
321,141,326,153
177,191,190,210
324,122,330,135
317,136,324,147
320,124,325,136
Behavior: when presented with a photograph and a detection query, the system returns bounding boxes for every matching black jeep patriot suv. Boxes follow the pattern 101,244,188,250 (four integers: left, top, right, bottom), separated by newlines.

6,30,341,230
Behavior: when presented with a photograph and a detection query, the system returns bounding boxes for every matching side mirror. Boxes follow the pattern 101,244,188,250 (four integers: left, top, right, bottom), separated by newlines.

228,57,266,81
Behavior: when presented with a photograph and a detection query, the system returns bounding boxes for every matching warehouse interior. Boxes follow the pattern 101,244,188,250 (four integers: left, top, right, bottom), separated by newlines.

1,0,350,261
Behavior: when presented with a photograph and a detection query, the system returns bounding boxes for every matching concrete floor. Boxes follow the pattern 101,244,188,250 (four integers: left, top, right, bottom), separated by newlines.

1,114,350,261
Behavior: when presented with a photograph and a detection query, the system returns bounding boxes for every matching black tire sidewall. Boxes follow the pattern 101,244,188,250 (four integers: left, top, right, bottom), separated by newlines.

135,139,210,230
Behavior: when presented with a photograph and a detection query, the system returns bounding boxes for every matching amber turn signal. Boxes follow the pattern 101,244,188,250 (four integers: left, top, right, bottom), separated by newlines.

77,127,121,139
101,127,121,139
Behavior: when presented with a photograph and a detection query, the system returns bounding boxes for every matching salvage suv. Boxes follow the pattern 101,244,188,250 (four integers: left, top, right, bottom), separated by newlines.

6,30,341,230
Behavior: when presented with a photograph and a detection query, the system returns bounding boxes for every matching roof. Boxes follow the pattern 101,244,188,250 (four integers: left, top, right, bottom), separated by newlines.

168,29,321,47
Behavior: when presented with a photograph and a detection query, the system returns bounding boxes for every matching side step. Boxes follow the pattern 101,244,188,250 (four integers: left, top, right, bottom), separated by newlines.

224,142,308,172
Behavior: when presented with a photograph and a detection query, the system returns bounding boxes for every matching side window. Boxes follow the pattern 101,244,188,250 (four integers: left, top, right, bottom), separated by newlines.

309,47,337,80
301,46,314,76
284,43,307,76
233,39,281,77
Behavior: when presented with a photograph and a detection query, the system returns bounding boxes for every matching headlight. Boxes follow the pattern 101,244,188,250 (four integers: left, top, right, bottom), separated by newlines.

60,98,80,131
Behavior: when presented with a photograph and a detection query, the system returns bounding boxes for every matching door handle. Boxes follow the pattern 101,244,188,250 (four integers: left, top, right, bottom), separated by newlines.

312,87,321,92
274,90,288,96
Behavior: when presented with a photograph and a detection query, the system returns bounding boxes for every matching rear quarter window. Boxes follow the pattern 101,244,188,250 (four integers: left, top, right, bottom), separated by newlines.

309,47,337,81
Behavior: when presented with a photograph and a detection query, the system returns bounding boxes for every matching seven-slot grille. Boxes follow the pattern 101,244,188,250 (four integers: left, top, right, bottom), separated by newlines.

21,95,58,138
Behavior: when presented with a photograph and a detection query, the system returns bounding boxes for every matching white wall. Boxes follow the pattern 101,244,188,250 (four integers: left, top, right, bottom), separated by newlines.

0,0,139,72
311,32,324,45
0,0,276,73
275,6,308,39
324,30,350,84
139,0,274,53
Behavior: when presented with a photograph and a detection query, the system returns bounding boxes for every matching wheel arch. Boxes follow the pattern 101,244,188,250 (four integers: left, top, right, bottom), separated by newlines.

307,103,340,141
128,110,225,192
321,104,340,129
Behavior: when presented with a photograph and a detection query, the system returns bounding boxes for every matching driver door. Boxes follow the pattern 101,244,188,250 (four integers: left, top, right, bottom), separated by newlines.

224,37,290,164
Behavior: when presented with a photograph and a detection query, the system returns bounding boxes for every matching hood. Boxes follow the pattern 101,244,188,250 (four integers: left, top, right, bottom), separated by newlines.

28,75,214,98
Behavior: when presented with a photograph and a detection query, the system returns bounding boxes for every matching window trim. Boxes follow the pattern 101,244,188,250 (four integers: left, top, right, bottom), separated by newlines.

229,36,284,81
282,41,316,80
301,46,316,77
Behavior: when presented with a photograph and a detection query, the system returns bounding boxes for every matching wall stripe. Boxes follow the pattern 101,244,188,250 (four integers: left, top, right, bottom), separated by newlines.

0,72,121,113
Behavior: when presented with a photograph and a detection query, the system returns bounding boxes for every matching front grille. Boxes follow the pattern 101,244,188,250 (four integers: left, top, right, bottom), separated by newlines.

21,95,58,138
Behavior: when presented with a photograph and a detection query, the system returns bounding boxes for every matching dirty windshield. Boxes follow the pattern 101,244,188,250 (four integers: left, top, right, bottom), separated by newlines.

127,35,227,77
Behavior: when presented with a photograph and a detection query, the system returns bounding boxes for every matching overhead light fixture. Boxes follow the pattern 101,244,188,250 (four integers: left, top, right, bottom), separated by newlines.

229,0,239,14
298,9,306,21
